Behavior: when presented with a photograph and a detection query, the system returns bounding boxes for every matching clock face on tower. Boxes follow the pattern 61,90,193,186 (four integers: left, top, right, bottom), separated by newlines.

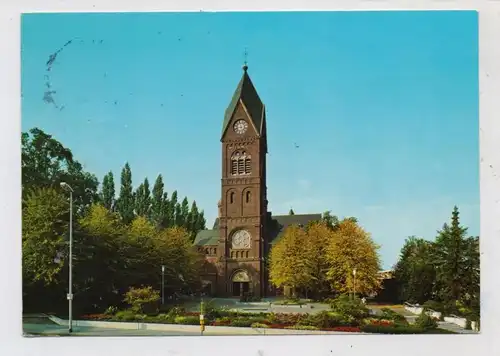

232,230,251,249
233,119,248,135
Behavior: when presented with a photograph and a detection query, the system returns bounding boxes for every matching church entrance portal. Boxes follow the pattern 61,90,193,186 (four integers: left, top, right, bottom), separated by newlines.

231,270,250,297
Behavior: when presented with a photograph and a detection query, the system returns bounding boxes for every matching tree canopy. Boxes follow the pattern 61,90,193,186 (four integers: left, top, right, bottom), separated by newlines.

22,128,207,315
393,206,479,311
269,217,382,298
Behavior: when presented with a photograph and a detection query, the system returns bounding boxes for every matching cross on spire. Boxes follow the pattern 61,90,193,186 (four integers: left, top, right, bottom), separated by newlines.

243,48,248,71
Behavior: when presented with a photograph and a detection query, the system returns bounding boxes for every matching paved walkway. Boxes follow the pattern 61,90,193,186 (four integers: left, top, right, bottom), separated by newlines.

185,298,331,315
374,305,479,334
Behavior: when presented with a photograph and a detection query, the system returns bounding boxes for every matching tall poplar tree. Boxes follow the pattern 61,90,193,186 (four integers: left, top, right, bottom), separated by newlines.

162,192,171,228
151,175,166,228
116,163,135,224
188,201,199,232
101,171,115,211
174,202,182,226
196,210,207,231
134,178,151,217
169,190,178,226
180,197,190,228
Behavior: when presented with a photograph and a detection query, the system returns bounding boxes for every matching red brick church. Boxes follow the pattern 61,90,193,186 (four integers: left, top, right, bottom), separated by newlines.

193,64,321,297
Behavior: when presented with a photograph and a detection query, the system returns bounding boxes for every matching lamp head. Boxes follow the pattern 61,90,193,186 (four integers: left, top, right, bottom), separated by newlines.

60,182,74,192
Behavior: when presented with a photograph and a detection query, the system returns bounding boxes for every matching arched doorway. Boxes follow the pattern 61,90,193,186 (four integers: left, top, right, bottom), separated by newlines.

231,270,251,297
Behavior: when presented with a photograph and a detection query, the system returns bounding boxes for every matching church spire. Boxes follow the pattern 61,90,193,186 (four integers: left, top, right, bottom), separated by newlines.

221,62,265,140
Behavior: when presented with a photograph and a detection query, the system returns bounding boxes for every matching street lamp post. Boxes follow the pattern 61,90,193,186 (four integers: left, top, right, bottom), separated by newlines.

60,182,74,333
352,268,357,299
161,265,165,305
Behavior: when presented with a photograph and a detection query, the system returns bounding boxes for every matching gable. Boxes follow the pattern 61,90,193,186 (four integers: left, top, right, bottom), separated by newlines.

221,70,264,140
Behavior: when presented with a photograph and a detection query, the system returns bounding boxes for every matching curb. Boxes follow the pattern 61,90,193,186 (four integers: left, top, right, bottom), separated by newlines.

47,316,356,335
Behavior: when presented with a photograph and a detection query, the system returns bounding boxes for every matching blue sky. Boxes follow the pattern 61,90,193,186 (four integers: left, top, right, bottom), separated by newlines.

21,11,479,269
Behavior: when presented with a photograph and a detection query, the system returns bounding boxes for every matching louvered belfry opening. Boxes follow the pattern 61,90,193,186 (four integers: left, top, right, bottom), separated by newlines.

231,151,251,176
238,157,245,174
231,159,238,175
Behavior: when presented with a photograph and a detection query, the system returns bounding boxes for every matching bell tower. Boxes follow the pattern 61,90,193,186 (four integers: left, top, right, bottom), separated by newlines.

217,64,268,297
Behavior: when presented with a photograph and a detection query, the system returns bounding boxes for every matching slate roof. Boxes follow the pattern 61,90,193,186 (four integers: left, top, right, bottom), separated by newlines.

195,213,322,247
221,67,265,139
193,229,220,246
268,213,323,245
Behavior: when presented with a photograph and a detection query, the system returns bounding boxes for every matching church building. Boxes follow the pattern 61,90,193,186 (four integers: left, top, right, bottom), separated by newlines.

193,64,321,297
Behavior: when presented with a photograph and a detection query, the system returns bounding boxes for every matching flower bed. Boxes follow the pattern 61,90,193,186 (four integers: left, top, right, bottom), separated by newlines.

369,319,394,327
81,314,113,321
325,326,361,332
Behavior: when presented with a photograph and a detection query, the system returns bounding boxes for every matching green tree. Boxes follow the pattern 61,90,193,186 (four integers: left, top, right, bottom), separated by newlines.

461,236,480,307
179,197,190,228
289,208,295,215
195,209,207,232
116,163,135,224
321,211,339,230
269,225,311,297
187,201,200,241
22,187,69,285
101,171,115,211
151,175,166,227
162,192,172,227
325,219,381,296
394,236,436,303
76,204,126,312
433,206,469,302
169,190,178,226
303,222,332,298
134,178,151,218
22,128,99,214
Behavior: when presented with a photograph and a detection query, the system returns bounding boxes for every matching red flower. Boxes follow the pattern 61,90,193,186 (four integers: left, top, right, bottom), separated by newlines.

330,326,361,332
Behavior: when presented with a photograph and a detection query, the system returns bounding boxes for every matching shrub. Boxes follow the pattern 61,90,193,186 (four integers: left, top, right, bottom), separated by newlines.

114,310,136,322
268,312,304,325
251,322,269,329
104,306,118,315
423,300,444,314
379,308,408,325
123,286,160,314
415,312,438,330
230,318,254,327
312,311,343,328
174,316,199,325
167,306,186,318
330,295,369,320
361,325,424,334
442,301,459,316
154,313,174,323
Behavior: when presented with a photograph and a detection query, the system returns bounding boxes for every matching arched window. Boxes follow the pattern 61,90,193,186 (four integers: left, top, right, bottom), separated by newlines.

246,191,251,203
236,251,240,258
214,248,217,255
231,251,234,258
231,151,251,176
230,191,235,204
245,251,249,258
205,248,209,254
